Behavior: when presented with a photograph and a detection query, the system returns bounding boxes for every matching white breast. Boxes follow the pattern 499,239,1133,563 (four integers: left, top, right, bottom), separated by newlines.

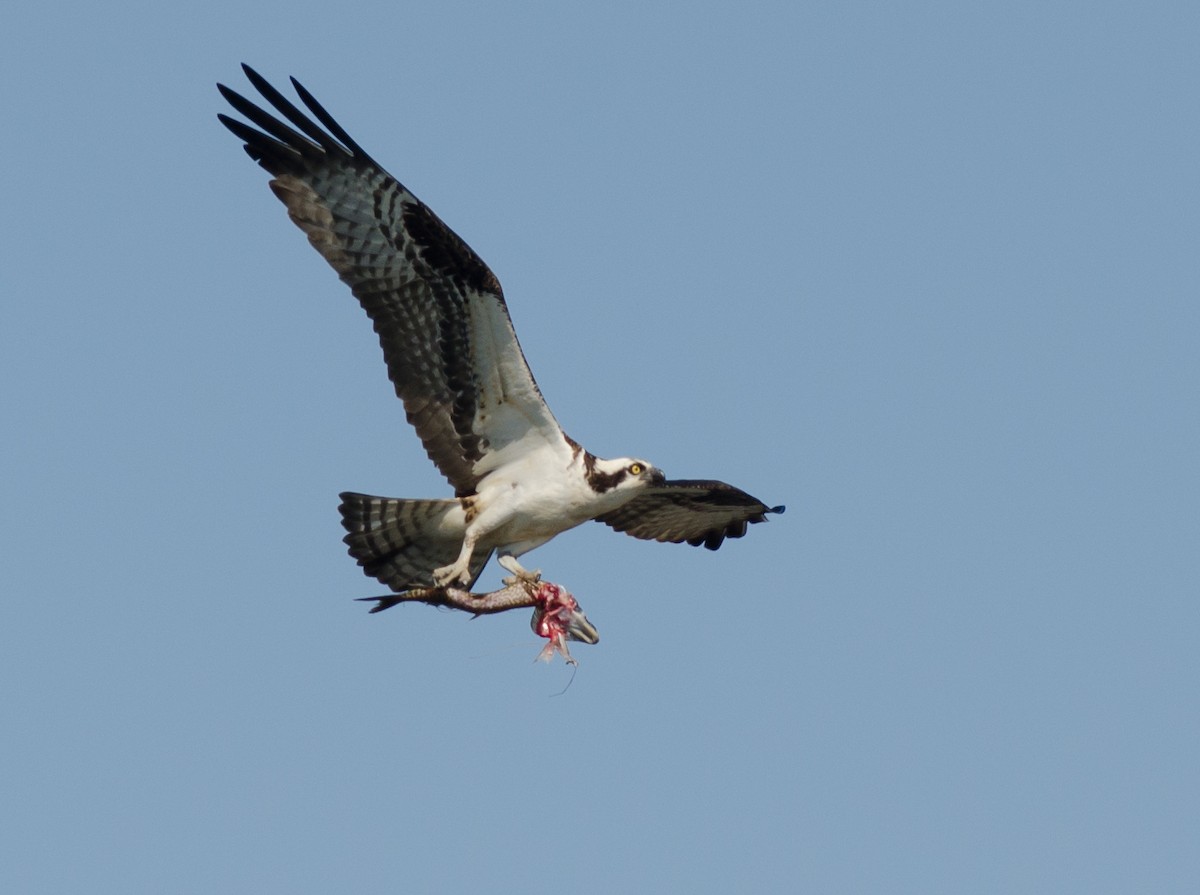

473,442,635,552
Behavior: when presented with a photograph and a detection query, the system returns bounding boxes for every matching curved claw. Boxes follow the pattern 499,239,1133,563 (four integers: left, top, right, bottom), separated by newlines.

432,562,471,588
502,567,542,588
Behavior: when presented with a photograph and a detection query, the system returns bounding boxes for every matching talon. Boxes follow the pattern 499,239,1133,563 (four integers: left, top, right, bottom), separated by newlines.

433,563,470,588
503,567,542,588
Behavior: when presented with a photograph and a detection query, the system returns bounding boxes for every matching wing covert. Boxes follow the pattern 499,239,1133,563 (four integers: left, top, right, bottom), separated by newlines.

218,65,564,495
595,480,784,550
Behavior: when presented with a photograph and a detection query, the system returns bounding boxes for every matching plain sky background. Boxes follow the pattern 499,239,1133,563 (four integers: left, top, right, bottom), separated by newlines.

3,2,1198,892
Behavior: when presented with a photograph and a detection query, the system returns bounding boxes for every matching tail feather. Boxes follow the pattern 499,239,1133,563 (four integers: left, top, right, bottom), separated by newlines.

338,492,491,596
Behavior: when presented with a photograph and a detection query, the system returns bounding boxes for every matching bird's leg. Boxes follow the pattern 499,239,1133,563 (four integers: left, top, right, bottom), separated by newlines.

433,533,478,587
498,554,541,588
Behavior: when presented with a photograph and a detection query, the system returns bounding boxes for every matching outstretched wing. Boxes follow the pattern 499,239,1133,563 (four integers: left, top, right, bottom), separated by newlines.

595,480,785,550
218,65,565,496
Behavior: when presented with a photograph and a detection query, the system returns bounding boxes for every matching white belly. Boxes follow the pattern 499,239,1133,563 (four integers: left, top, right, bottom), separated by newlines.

469,448,632,556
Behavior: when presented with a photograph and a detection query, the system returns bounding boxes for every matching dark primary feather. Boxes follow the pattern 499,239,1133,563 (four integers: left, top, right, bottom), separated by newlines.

595,480,784,550
217,65,551,497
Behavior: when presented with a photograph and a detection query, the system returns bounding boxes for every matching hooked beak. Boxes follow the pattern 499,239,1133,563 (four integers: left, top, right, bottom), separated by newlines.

648,467,667,486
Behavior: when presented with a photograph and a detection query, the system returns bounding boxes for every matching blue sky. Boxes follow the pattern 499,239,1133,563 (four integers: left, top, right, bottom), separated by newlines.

3,2,1198,892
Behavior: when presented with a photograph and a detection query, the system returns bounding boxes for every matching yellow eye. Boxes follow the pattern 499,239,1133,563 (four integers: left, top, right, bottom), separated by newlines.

629,463,644,475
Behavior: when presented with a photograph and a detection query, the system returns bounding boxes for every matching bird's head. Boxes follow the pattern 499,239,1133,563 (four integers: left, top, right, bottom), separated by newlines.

585,455,665,495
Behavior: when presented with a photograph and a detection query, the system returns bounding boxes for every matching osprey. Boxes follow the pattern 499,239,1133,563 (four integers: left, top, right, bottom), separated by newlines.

218,65,783,596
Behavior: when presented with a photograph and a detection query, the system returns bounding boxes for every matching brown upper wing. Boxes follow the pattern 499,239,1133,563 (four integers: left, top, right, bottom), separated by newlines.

595,480,784,550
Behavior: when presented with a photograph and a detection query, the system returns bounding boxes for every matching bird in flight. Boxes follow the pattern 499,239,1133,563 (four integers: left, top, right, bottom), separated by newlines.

217,65,783,597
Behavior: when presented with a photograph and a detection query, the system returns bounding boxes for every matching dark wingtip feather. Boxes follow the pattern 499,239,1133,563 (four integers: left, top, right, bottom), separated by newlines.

219,65,370,177
769,505,785,515
289,73,373,161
